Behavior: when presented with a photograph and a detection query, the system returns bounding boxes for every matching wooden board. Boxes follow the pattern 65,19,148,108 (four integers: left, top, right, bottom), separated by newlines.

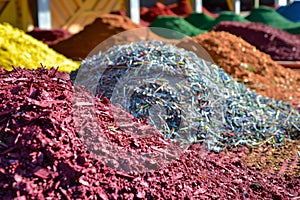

0,0,30,31
0,0,10,14
50,0,124,34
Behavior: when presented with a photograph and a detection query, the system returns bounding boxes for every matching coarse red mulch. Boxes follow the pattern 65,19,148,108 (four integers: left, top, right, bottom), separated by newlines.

0,67,299,199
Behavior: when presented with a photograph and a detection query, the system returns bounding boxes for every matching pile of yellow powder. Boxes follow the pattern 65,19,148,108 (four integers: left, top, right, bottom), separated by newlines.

0,23,79,73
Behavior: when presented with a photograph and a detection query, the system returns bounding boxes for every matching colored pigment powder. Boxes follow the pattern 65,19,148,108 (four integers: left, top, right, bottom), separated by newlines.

27,27,72,45
51,14,141,61
193,31,300,107
140,0,192,24
0,23,79,73
246,6,300,34
185,11,248,31
0,67,299,199
214,21,300,61
150,16,206,37
140,2,177,24
199,11,250,31
169,0,192,18
185,12,215,28
277,1,300,22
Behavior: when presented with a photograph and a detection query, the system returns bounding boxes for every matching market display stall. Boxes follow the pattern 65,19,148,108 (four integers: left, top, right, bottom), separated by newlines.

0,0,299,199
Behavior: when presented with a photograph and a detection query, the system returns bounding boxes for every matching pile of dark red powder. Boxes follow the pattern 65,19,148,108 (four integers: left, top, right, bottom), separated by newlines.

213,21,300,61
27,28,72,46
0,67,299,199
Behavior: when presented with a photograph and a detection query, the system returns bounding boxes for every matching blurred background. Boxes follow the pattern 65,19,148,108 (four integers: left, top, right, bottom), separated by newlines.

0,0,293,33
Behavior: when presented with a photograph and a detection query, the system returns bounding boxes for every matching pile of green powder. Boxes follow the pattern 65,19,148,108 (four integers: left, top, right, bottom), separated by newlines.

187,11,250,31
185,7,300,34
0,23,79,73
246,6,300,34
185,12,215,28
150,16,207,37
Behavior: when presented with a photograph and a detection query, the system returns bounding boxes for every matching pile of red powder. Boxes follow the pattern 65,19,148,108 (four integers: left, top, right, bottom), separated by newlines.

27,28,72,45
140,0,192,24
0,67,299,199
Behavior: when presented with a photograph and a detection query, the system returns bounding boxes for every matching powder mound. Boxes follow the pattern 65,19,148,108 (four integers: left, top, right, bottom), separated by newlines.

169,0,192,18
246,6,300,34
150,16,206,37
277,1,300,22
0,23,79,73
1,67,300,199
193,31,300,105
199,11,250,31
214,21,300,61
51,14,141,61
140,2,177,23
185,12,215,28
27,27,72,45
140,0,192,24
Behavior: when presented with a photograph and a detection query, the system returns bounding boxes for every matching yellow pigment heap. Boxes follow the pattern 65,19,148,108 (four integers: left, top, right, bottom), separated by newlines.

0,23,79,73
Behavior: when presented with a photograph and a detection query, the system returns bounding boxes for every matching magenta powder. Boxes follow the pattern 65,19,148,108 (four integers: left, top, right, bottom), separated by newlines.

214,21,300,61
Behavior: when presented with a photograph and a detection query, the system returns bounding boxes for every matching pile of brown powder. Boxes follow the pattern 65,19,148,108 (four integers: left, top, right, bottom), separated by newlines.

51,14,141,61
193,31,300,108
